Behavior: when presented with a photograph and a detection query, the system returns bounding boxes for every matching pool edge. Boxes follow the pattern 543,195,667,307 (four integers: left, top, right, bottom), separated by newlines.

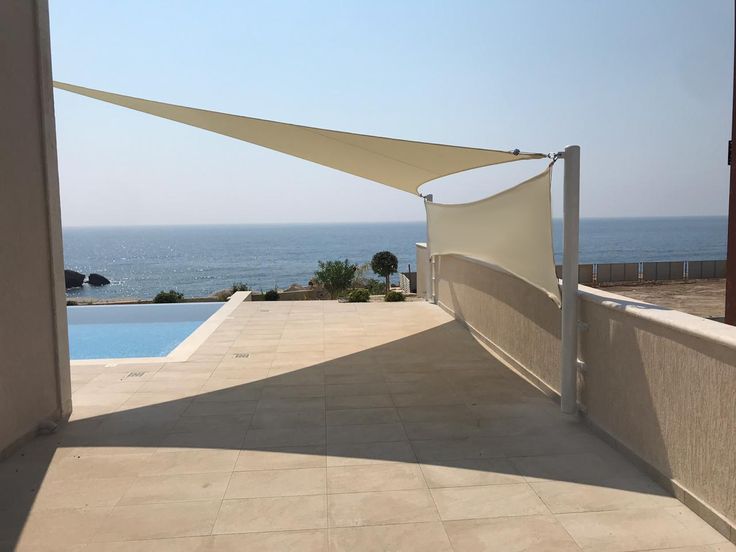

70,291,251,366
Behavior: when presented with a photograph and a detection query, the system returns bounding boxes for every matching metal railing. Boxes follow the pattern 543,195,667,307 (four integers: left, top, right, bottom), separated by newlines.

554,260,726,285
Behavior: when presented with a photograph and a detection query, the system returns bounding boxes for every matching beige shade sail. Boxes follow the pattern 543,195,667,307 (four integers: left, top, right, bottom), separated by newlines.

425,166,561,305
53,81,545,195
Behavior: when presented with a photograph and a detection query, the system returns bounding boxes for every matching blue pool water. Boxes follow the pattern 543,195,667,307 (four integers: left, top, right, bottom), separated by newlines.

68,302,222,360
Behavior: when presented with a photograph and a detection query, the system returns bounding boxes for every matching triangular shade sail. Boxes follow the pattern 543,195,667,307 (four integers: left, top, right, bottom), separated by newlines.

53,81,545,195
425,167,561,305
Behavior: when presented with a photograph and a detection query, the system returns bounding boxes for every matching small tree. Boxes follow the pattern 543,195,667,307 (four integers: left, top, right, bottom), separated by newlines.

371,251,398,293
314,259,357,299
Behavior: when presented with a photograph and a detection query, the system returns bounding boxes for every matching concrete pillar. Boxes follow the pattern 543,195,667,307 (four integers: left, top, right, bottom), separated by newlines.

0,0,72,457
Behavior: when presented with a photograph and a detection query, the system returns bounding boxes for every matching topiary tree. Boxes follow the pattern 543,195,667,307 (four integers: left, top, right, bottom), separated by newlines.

371,251,398,293
314,259,357,299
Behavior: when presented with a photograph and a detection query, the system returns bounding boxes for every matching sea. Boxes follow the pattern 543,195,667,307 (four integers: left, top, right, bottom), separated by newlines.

63,217,728,301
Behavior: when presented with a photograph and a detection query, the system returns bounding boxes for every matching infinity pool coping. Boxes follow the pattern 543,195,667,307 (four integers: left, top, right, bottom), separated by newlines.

70,291,251,366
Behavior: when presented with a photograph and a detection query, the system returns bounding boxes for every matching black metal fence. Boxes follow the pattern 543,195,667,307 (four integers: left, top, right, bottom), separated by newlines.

554,260,726,285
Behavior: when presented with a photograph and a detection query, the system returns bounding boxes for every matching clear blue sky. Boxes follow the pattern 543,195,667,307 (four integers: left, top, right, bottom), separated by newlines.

51,0,733,226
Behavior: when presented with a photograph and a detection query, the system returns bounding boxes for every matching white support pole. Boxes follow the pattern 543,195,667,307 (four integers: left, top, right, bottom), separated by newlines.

424,195,436,303
560,145,581,414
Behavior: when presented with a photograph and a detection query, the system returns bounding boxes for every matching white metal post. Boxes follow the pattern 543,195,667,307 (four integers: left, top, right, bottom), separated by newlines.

424,195,436,303
560,145,581,414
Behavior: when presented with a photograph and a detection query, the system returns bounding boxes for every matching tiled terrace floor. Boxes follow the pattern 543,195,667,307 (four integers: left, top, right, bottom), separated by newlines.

1,301,733,551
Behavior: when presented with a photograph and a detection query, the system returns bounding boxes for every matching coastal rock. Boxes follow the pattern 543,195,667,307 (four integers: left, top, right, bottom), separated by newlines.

64,269,85,289
88,273,110,286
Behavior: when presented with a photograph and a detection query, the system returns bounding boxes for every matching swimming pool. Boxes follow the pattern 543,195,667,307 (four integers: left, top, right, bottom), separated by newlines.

67,302,225,361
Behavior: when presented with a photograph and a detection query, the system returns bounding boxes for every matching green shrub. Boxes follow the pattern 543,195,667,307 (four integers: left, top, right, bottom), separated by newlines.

314,259,357,299
347,288,370,302
371,251,399,293
385,290,405,302
352,263,386,295
231,282,250,292
264,289,280,301
154,290,184,303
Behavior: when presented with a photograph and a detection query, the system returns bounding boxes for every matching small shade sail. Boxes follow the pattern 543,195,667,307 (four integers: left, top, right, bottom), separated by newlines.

425,166,561,306
53,81,545,195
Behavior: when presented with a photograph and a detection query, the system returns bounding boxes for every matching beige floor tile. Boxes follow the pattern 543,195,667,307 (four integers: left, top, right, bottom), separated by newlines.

646,547,736,552
33,477,134,509
326,407,399,426
261,384,326,398
397,405,475,423
45,453,153,481
328,489,439,527
326,383,389,396
170,413,251,434
236,445,326,471
245,426,326,447
411,438,506,462
420,459,523,488
91,501,220,542
208,530,327,551
327,423,406,444
182,400,257,417
13,302,728,552
557,506,728,552
509,451,643,484
258,397,326,410
250,408,325,429
391,392,464,407
82,536,211,551
327,463,426,494
4,507,111,548
326,441,416,467
431,483,549,520
444,514,581,551
531,479,676,513
327,394,394,410
158,428,246,451
119,472,230,505
329,521,452,551
225,467,326,498
213,495,327,534
195,383,263,402
144,450,239,475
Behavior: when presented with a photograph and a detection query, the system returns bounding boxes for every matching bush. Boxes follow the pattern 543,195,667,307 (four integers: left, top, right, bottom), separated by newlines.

154,290,184,303
231,282,250,292
314,259,357,299
264,289,280,301
371,251,399,293
352,264,386,295
347,288,370,302
385,290,405,302
66,300,78,306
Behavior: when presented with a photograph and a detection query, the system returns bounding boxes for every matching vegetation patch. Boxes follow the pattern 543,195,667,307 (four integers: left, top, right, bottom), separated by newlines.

153,290,184,303
314,259,357,299
347,288,371,302
385,290,405,302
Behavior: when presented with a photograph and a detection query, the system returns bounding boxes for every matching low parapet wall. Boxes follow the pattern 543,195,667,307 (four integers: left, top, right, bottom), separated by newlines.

417,243,736,541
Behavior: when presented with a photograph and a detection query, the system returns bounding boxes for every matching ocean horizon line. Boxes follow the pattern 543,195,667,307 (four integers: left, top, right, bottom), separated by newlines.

62,214,728,230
